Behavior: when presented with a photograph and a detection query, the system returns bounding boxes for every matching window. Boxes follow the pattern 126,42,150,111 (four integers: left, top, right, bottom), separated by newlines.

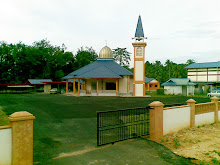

106,82,116,90
91,82,96,90
150,85,152,87
155,85,158,87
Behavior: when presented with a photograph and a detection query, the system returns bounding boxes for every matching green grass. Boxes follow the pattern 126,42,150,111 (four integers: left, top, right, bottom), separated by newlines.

0,94,210,164
0,107,10,126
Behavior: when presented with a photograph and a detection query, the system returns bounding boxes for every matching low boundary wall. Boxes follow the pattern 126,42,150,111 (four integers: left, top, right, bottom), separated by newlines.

0,126,12,165
0,111,35,165
148,96,220,139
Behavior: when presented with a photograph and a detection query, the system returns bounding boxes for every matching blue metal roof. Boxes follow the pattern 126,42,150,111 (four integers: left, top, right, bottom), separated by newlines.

28,79,52,85
185,62,220,69
135,15,144,37
75,66,122,78
63,59,133,79
145,77,154,83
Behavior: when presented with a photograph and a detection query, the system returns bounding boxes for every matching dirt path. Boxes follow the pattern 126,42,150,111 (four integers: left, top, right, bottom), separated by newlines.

155,122,220,164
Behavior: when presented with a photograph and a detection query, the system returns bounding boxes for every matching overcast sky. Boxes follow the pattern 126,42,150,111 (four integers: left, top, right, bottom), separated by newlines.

1,0,220,67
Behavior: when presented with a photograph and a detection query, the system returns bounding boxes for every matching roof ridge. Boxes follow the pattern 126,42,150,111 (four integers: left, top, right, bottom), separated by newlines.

67,61,97,76
94,65,121,77
99,60,133,75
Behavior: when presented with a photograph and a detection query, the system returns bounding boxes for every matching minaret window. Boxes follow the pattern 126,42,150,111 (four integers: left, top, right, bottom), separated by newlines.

137,47,143,56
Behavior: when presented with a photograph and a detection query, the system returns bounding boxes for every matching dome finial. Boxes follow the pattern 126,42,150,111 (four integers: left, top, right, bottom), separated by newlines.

99,46,113,59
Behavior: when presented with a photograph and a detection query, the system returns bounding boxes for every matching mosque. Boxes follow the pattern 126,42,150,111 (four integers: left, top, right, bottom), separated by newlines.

63,16,159,96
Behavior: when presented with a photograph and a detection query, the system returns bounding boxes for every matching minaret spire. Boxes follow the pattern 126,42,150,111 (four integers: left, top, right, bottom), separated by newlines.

135,15,144,38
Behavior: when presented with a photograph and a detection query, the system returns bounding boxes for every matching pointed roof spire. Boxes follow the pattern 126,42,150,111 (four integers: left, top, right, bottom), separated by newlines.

135,15,144,37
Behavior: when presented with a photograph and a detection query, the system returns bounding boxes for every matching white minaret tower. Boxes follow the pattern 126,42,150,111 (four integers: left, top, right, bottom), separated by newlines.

132,15,146,96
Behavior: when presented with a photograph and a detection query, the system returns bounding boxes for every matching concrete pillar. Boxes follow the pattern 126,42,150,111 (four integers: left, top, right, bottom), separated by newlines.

8,111,35,165
149,101,164,139
211,96,219,122
186,99,196,127
66,79,68,93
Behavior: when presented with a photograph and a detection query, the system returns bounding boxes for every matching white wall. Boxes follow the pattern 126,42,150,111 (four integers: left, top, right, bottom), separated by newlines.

119,76,128,94
135,84,143,96
164,86,182,95
219,111,220,118
135,61,143,81
187,86,194,96
195,112,215,126
0,128,12,165
163,107,190,135
129,76,134,93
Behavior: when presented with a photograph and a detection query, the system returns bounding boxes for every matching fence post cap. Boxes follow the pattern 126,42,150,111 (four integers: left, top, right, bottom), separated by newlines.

149,101,164,107
186,99,196,103
8,111,35,122
211,96,219,101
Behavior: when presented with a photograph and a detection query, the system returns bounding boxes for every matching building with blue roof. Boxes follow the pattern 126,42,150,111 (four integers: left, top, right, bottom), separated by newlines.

62,46,134,96
185,61,220,93
162,78,195,95
62,15,160,96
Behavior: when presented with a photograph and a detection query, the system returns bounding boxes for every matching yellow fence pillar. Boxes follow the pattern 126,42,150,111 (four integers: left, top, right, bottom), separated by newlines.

211,96,219,122
149,101,164,139
8,111,35,165
186,99,196,127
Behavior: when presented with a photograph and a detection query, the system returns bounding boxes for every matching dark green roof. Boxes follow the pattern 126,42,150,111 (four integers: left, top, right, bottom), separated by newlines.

185,62,220,69
63,59,133,79
135,15,144,37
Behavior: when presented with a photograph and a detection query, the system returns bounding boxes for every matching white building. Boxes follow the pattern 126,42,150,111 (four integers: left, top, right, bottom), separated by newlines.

185,62,220,92
162,78,195,96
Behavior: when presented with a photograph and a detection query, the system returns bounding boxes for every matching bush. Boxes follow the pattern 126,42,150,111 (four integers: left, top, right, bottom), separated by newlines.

157,88,165,95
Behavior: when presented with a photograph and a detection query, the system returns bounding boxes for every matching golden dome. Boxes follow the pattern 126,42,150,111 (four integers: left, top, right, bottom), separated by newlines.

99,46,113,58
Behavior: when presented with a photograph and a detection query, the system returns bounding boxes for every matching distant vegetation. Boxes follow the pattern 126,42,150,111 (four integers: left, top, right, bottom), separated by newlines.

0,39,195,83
144,59,195,83
0,39,97,83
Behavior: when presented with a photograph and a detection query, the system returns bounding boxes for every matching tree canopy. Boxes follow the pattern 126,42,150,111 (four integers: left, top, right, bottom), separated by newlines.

145,59,191,83
0,40,97,83
112,47,131,67
0,39,195,84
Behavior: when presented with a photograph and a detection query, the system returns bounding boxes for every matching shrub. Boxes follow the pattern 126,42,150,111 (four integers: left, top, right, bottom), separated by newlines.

157,88,165,95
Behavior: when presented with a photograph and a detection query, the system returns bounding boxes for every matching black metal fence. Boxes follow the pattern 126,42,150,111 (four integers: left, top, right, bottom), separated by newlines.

97,107,150,146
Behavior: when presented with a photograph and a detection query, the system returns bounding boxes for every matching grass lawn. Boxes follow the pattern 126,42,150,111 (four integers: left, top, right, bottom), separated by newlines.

0,94,211,164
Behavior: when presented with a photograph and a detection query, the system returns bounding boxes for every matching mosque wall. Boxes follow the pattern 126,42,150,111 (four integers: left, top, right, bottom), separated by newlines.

119,76,128,94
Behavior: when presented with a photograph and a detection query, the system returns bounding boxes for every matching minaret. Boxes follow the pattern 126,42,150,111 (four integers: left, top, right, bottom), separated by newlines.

132,15,147,96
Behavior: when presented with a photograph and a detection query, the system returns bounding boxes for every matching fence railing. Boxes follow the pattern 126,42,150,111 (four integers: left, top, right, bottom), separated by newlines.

195,102,215,115
97,107,150,146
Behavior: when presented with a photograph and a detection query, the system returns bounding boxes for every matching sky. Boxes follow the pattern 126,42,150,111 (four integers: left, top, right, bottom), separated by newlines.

1,0,220,67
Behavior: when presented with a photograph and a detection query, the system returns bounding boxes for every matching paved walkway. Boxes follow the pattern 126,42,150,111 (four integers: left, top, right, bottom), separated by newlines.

51,138,195,165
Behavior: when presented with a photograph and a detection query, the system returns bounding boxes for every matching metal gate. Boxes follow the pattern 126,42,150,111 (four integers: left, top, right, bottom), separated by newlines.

97,106,150,146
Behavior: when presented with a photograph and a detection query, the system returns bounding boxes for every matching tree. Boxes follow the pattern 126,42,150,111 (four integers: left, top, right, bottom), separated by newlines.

112,47,131,67
186,59,196,65
75,47,98,69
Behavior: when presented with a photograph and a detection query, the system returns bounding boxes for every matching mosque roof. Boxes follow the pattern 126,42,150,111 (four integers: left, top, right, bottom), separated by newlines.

63,59,133,79
135,15,144,37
